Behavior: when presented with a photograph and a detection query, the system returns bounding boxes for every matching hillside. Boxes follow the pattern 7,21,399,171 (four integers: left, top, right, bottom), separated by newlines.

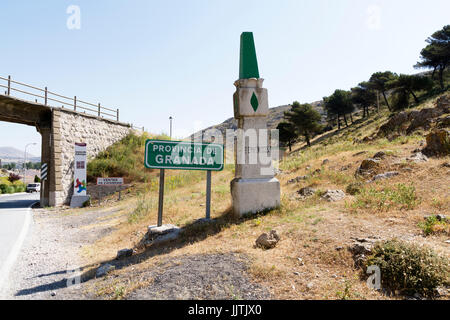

0,146,40,163
189,101,326,140
42,91,450,300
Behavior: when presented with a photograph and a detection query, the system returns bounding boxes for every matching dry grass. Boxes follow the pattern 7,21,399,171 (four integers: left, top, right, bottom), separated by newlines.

73,98,450,300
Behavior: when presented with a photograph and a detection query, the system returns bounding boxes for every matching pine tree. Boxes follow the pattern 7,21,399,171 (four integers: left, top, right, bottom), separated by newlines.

284,102,322,147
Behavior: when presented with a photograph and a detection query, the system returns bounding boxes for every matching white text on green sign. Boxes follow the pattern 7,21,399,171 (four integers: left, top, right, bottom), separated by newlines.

145,140,224,171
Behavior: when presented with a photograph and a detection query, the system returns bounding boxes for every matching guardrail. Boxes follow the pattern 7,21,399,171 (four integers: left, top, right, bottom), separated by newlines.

0,75,119,121
131,125,145,131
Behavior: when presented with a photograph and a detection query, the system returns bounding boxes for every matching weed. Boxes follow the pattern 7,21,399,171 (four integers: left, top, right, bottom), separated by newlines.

418,216,449,236
349,183,418,213
365,239,450,296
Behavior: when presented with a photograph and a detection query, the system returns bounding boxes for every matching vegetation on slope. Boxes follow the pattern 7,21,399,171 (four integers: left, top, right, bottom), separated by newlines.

87,132,169,183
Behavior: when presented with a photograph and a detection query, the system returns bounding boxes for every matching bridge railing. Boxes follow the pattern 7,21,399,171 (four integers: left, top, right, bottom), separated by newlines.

0,75,120,121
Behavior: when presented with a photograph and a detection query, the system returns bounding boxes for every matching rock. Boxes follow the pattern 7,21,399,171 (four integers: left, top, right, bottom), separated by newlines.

377,98,448,137
348,238,377,268
287,176,308,184
413,293,422,300
371,171,399,182
149,228,182,247
340,164,352,171
305,165,311,170
116,248,133,260
348,241,373,256
373,151,390,159
356,158,380,175
359,158,381,170
445,240,450,244
293,272,300,276
437,115,450,129
436,286,449,297
407,152,428,163
422,129,450,157
306,282,314,290
441,162,450,168
148,224,180,237
297,257,304,265
322,159,329,165
96,263,115,277
346,182,363,195
335,246,343,251
436,214,447,222
296,187,315,198
321,190,345,202
255,230,280,249
50,292,56,297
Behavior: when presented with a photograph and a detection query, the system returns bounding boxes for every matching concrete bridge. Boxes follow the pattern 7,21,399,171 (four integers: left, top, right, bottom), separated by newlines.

0,76,133,206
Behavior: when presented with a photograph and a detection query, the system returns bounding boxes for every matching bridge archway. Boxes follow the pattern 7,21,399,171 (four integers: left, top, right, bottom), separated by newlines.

0,93,132,207
0,95,53,206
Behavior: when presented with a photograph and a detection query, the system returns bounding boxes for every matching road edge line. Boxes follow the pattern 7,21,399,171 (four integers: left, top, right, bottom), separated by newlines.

0,200,38,295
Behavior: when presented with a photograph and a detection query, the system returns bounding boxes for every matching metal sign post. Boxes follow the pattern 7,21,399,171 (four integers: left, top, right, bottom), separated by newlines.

144,140,224,226
157,169,165,227
205,170,212,220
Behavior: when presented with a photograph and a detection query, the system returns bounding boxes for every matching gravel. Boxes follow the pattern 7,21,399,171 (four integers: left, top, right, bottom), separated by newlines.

0,207,118,300
127,253,271,300
1,207,270,301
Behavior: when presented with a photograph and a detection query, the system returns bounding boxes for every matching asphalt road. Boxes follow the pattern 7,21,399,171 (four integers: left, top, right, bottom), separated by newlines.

0,192,39,289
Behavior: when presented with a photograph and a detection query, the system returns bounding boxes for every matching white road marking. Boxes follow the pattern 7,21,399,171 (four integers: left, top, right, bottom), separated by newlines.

0,201,37,291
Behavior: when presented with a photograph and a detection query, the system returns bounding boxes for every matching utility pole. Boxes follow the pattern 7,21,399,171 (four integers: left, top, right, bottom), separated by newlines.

23,143,37,184
169,116,173,140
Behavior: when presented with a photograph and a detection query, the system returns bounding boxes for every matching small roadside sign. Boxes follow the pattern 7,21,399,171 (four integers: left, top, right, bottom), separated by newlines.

96,177,124,185
144,139,224,227
145,140,224,171
96,177,125,203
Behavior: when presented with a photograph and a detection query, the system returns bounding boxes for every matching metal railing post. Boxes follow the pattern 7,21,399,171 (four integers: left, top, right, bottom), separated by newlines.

2,74,122,122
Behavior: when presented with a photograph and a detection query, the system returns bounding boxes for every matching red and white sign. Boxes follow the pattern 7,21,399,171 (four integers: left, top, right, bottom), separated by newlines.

96,177,124,186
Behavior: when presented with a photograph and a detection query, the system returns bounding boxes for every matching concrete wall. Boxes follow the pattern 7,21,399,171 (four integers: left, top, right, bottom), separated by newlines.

48,108,131,206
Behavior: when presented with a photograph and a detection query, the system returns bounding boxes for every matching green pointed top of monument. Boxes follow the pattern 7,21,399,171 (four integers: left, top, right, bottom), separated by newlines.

239,32,260,79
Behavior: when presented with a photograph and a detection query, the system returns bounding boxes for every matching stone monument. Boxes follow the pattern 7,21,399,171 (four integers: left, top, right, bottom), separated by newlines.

230,32,281,217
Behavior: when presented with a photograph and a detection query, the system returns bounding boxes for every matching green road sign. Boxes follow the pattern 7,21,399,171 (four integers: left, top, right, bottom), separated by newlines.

145,140,224,171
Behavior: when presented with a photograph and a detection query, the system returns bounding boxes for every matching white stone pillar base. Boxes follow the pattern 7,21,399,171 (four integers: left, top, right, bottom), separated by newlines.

230,177,280,217
70,195,90,208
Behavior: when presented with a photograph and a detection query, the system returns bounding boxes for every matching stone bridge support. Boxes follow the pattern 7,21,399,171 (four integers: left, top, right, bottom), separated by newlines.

49,108,131,206
0,95,132,207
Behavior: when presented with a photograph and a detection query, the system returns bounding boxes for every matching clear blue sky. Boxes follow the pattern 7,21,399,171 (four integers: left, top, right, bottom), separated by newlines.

0,0,449,157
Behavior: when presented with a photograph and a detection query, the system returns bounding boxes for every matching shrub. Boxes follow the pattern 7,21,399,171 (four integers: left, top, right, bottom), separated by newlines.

0,184,9,194
8,173,21,183
365,239,450,296
13,184,25,193
87,132,168,183
418,216,449,236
